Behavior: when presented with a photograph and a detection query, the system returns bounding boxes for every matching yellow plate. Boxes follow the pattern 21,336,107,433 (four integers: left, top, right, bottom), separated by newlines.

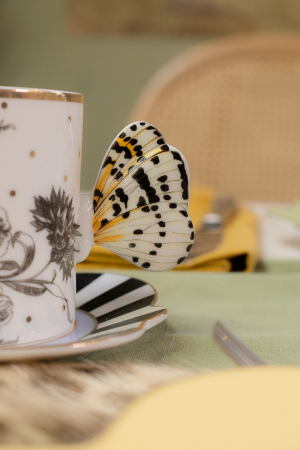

95,366,300,450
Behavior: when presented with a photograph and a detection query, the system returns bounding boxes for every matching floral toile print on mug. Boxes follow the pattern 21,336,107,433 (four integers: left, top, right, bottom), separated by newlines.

0,188,81,337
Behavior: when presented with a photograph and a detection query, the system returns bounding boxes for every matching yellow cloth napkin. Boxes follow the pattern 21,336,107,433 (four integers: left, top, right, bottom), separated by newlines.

77,186,259,272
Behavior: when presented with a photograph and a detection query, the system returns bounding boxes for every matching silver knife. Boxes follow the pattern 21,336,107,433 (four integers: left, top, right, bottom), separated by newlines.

185,197,237,261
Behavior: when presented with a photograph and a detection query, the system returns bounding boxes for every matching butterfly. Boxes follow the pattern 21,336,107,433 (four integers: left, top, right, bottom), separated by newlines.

92,121,194,272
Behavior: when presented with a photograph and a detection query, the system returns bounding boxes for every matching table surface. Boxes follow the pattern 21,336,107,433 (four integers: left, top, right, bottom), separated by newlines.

83,268,300,371
81,204,300,371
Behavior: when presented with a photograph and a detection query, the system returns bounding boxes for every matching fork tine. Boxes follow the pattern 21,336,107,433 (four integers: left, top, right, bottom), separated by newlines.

212,321,266,367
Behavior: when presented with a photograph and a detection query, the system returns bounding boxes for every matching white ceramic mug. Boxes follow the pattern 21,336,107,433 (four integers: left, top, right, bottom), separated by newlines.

0,87,93,345
0,86,195,346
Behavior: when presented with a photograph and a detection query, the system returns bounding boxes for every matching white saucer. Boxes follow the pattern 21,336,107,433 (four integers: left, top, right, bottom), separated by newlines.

0,272,167,361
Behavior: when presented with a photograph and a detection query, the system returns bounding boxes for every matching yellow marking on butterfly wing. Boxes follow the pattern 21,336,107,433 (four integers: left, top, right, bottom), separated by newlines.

110,132,145,166
94,234,123,245
92,214,124,233
97,136,136,194
94,165,112,196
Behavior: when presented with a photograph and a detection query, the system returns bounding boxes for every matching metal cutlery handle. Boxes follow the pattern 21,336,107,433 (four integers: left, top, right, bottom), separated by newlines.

185,197,238,261
200,197,237,230
212,321,266,367
209,197,238,225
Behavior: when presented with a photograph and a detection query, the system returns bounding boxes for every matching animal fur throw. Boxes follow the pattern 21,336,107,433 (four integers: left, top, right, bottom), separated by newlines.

0,361,196,445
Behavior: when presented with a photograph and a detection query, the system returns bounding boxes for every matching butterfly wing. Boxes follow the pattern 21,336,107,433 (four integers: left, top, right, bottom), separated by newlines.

92,122,194,272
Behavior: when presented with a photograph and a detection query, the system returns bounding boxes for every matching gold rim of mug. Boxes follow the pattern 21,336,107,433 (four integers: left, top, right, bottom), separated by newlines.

0,87,83,103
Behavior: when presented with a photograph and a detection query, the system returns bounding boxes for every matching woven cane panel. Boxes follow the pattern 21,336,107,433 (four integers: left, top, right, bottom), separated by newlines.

131,48,300,201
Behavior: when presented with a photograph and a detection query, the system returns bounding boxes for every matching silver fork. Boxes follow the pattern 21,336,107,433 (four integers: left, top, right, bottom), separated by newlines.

212,321,266,366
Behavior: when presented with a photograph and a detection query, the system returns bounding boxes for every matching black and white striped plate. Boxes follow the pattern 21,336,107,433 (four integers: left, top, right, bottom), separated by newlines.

0,272,167,361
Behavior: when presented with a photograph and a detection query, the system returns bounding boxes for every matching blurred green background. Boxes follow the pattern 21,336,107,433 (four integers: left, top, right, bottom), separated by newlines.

0,0,200,191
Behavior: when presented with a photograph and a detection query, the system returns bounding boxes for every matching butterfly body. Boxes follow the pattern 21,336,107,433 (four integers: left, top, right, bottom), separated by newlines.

92,122,194,271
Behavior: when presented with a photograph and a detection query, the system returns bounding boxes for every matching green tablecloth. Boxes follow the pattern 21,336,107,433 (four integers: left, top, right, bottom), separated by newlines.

83,267,300,370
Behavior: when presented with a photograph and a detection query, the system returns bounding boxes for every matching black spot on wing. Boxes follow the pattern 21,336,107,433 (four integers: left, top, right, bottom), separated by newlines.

94,189,103,199
115,172,124,181
115,188,129,209
122,211,130,219
158,175,167,182
171,151,189,201
112,203,122,217
177,257,186,265
100,218,109,229
94,189,103,211
133,145,143,155
160,184,169,192
171,151,182,161
112,140,132,159
130,124,137,131
134,229,143,235
137,196,147,207
178,163,188,201
103,156,116,168
132,167,160,204
151,156,160,165
111,168,118,176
